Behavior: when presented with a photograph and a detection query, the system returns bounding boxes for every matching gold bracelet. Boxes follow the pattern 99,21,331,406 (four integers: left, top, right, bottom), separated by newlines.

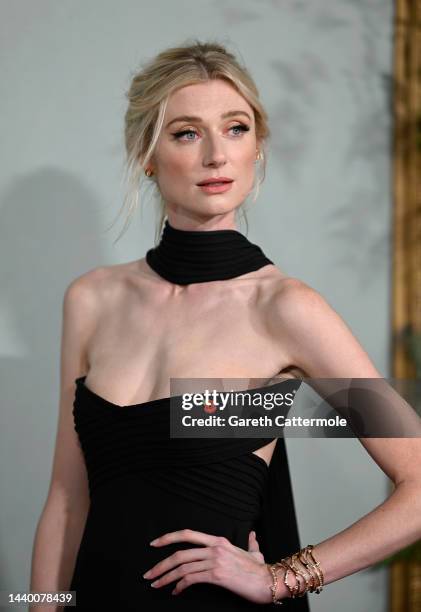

275,560,300,598
299,546,324,594
266,563,284,605
306,545,324,590
272,544,324,599
297,549,319,593
289,552,312,597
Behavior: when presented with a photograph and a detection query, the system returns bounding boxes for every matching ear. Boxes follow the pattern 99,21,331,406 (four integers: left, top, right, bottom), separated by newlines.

148,153,158,175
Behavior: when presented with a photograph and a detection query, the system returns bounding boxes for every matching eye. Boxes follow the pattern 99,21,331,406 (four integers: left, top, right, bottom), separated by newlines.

172,123,250,141
172,128,197,141
230,123,250,136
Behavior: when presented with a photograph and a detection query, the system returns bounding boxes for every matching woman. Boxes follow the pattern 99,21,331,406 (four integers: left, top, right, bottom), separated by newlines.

30,40,421,610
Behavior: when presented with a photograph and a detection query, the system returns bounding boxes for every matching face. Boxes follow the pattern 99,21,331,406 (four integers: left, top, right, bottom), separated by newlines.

149,79,260,229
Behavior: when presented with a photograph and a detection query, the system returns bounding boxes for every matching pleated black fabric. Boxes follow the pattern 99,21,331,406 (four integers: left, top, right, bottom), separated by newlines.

67,377,309,610
145,218,274,284
66,220,309,610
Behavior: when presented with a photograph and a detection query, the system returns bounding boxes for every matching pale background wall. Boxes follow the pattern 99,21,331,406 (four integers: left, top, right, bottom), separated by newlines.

0,1,393,611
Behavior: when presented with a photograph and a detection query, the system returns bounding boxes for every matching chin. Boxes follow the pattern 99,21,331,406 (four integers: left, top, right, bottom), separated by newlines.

178,205,236,222
200,201,241,215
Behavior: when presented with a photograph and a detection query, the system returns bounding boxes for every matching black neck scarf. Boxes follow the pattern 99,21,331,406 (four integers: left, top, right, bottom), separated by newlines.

145,218,274,285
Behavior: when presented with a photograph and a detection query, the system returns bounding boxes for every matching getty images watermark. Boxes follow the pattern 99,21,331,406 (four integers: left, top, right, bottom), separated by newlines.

168,377,421,438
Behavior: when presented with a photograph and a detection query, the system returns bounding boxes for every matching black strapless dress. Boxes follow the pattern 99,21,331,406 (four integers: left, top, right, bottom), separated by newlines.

65,376,310,611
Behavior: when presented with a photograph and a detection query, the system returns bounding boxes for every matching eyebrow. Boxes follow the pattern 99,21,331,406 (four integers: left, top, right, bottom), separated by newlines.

165,110,252,129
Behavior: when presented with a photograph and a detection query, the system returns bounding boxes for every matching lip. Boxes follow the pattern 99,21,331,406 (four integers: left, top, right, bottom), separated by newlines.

196,177,233,186
198,182,234,194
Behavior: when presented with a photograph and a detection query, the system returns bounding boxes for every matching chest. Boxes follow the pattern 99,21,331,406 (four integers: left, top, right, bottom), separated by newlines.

85,280,287,403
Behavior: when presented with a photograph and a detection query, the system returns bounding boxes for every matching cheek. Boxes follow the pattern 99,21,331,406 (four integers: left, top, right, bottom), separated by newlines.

154,148,195,201
238,149,257,176
158,149,196,183
160,155,184,177
236,150,257,194
236,146,256,167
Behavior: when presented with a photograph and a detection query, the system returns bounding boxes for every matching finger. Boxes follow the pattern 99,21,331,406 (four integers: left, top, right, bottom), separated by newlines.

173,569,215,595
151,560,213,589
150,528,231,549
248,531,260,553
143,547,212,580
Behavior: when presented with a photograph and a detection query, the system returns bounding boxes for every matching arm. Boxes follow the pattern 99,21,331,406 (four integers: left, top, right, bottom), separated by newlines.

29,274,98,611
270,279,421,599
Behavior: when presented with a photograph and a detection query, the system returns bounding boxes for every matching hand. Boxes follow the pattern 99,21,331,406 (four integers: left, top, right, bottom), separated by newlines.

142,528,274,603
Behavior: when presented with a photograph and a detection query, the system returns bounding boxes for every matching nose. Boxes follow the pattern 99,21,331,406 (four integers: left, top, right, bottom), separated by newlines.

202,137,227,168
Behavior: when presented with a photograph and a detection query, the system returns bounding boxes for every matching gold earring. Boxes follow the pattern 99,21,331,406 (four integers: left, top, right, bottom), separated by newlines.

145,168,154,177
256,149,261,161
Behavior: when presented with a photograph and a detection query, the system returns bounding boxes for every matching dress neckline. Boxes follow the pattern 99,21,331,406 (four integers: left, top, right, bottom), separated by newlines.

74,375,299,412
74,376,170,411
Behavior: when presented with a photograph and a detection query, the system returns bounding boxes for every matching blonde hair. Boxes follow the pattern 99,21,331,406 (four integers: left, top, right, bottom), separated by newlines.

110,38,270,245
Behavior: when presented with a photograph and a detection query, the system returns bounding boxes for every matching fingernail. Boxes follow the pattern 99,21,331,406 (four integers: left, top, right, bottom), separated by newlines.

143,571,151,578
150,539,158,546
151,580,158,587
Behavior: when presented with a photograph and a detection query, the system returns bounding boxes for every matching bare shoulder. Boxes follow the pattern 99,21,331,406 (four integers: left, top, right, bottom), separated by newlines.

65,261,135,305
268,277,382,378
65,266,104,304
266,276,321,323
63,268,100,320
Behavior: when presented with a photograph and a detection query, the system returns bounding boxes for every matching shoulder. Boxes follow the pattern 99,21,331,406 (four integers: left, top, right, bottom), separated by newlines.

267,277,325,323
63,264,125,325
269,278,344,348
268,278,381,377
64,260,140,305
266,276,326,347
63,258,159,319
64,265,108,307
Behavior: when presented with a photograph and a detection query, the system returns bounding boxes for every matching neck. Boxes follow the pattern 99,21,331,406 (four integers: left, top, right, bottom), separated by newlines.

145,218,274,285
164,213,238,233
